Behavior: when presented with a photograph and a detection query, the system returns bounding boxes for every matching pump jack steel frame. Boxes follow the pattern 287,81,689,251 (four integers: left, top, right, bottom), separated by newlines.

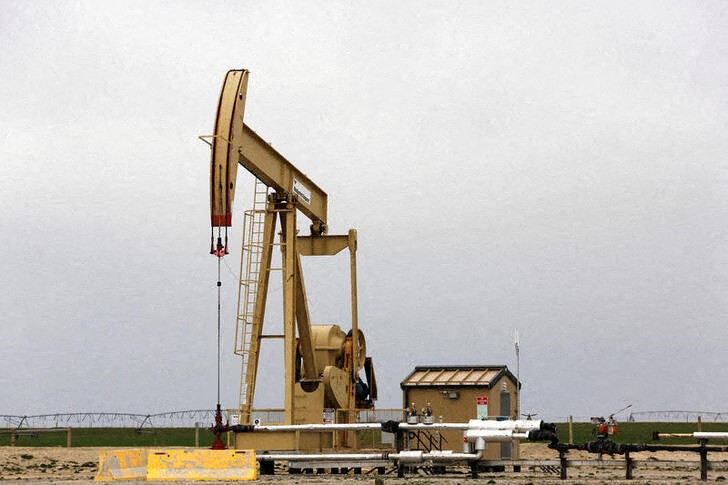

206,70,374,440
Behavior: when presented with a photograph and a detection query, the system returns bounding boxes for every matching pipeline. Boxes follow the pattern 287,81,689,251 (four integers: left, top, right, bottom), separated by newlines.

653,431,728,441
257,450,483,464
465,429,529,442
232,419,555,435
258,453,387,462
241,423,382,433
551,439,728,455
232,420,559,451
244,419,557,478
466,419,550,433
392,450,483,463
242,420,557,469
235,422,464,433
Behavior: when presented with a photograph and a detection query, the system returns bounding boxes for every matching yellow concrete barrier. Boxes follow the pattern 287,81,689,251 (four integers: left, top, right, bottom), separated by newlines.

146,449,257,481
95,449,148,481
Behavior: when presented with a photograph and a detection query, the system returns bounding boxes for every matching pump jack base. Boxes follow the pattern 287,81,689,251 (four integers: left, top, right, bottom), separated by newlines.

235,429,333,451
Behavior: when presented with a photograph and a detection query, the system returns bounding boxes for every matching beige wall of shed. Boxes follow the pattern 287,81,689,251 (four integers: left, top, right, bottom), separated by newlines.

402,375,519,460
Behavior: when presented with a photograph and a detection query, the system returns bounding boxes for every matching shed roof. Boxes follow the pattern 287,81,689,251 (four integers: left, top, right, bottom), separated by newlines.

400,365,519,388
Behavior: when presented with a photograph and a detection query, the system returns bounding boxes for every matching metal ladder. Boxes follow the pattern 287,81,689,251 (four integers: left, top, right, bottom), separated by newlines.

235,178,270,423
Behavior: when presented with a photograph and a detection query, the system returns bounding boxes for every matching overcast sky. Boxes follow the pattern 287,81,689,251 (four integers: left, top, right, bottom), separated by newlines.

1,1,726,422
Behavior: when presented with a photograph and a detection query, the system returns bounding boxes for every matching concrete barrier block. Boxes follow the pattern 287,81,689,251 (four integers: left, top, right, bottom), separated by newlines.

146,449,257,481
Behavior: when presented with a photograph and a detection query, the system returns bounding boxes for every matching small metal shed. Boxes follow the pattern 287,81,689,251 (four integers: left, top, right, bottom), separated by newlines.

401,365,521,459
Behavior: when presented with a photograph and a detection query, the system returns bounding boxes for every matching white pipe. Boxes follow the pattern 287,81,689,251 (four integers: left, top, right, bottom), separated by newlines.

694,432,728,440
258,453,386,461
399,422,470,430
258,450,483,464
252,423,382,432
248,419,541,433
655,432,728,440
475,437,485,451
465,429,529,442
467,419,543,432
425,450,483,462
390,450,483,463
390,450,422,463
253,422,471,431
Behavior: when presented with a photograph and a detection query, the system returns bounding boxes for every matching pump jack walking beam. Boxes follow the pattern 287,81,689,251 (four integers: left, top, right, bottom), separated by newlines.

208,70,327,233
206,70,367,426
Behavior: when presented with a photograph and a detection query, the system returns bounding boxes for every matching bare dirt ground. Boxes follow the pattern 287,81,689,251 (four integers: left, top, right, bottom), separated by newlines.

2,444,728,484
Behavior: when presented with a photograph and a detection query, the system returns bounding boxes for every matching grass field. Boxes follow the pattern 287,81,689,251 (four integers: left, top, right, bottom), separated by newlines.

1,422,727,448
0,427,216,448
557,421,728,445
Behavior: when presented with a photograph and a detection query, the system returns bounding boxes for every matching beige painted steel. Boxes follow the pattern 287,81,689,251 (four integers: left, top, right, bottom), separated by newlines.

296,230,361,392
240,125,328,229
238,208,366,426
250,202,277,363
235,179,276,424
209,70,248,227
296,229,360,378
297,235,349,256
209,69,327,228
235,429,331,451
308,325,365,374
310,325,346,369
281,202,297,424
208,70,372,439
323,366,351,409
348,229,359,389
238,199,316,426
294,253,318,386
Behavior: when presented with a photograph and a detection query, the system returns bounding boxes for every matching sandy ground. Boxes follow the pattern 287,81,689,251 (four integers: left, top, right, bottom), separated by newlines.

2,444,728,484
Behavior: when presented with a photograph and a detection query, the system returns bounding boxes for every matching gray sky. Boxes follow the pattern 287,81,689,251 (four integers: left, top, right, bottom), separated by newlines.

1,1,726,421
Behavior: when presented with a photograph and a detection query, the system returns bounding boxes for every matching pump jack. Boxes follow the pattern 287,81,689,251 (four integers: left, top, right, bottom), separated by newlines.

204,70,377,450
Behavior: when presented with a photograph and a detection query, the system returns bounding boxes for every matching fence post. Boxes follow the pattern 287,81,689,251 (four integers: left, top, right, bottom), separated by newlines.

559,450,568,480
225,410,232,448
698,415,702,432
625,449,633,479
568,416,574,444
699,440,708,481
194,422,200,447
67,427,72,448
10,431,15,447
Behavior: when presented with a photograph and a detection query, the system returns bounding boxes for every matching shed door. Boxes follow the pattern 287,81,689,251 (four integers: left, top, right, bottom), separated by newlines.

500,392,511,458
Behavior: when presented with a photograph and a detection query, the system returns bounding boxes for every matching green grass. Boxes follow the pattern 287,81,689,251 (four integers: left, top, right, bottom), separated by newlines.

555,421,728,445
0,427,217,447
